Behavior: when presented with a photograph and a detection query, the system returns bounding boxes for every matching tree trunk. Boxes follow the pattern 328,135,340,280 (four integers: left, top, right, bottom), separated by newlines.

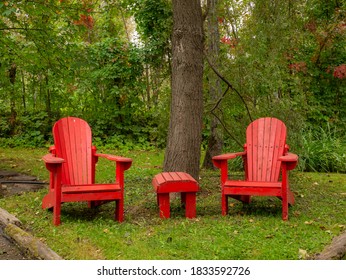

45,74,51,118
21,70,26,112
163,0,204,181
9,63,17,135
203,0,223,169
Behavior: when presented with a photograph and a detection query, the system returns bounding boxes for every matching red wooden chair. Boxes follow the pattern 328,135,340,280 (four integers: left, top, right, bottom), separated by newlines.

42,117,132,226
212,117,298,220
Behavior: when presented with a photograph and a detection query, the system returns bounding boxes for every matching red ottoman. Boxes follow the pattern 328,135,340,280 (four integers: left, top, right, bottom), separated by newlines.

152,172,199,219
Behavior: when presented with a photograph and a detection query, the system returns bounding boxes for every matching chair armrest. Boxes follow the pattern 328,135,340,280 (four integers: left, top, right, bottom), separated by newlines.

42,154,64,175
95,153,132,171
42,153,65,164
279,152,298,170
212,152,246,168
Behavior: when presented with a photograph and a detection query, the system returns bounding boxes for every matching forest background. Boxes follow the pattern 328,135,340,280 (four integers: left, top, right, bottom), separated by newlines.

1,0,346,173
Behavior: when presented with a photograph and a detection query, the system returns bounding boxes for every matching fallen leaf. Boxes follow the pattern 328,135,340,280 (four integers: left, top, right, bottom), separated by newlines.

319,226,327,231
293,211,301,217
298,249,309,259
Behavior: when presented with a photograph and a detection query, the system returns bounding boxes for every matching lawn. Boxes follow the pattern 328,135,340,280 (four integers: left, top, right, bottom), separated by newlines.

0,147,345,260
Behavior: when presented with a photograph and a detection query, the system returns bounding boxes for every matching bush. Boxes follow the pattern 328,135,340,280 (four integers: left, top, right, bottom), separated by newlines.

0,112,52,148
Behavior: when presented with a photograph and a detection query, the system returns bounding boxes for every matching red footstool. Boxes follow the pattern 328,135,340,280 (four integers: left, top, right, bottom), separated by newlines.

152,172,199,219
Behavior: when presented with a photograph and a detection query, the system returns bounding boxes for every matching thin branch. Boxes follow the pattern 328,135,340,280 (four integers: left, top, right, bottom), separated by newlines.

205,54,253,122
210,85,243,147
0,27,45,31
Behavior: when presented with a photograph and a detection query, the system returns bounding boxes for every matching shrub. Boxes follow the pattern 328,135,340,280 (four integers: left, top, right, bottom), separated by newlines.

299,124,346,173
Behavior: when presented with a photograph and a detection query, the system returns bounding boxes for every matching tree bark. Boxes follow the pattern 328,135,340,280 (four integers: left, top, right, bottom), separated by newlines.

9,63,17,135
163,0,204,181
203,0,223,169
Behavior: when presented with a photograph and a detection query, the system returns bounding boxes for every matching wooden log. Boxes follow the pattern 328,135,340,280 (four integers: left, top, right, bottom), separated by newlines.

4,223,63,260
0,207,22,227
314,231,346,260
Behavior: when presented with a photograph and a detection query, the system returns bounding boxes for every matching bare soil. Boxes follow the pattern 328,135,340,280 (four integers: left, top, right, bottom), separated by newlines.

0,170,46,260
0,226,27,260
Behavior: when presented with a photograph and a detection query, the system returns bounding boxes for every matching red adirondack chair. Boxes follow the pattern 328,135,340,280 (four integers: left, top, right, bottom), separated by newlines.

42,117,132,226
212,117,298,220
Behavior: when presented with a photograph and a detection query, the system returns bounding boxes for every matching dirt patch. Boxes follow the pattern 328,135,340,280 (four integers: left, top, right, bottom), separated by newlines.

0,170,45,198
0,170,46,259
0,226,27,260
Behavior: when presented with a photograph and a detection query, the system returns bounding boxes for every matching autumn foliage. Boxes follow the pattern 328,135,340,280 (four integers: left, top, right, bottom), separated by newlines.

74,14,94,29
333,64,346,79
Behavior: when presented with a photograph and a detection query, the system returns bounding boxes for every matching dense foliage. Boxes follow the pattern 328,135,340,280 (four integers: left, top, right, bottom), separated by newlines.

0,0,345,172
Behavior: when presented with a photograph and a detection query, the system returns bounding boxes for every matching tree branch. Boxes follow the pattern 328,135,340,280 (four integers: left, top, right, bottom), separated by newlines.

210,86,243,147
0,27,45,31
205,54,253,122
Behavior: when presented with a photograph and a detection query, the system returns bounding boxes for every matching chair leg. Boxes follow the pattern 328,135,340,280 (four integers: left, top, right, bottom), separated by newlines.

158,193,170,219
282,192,288,221
282,202,288,220
53,203,61,226
53,188,61,226
115,199,124,222
184,192,196,219
221,193,228,216
181,192,186,208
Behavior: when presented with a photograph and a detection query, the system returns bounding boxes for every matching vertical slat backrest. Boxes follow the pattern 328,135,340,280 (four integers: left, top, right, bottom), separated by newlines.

53,117,93,185
246,118,287,182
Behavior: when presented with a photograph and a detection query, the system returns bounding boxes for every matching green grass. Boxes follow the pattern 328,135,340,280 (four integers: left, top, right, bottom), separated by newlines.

0,147,345,260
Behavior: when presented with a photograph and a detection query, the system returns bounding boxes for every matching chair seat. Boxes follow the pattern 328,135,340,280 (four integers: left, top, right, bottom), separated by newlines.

62,184,121,193
223,180,282,197
224,180,282,188
152,172,199,193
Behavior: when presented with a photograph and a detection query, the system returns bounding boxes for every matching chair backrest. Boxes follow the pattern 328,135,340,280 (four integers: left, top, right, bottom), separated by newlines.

245,117,287,182
52,117,94,185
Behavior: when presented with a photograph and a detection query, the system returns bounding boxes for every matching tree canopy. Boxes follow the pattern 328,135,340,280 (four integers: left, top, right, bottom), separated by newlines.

0,0,345,172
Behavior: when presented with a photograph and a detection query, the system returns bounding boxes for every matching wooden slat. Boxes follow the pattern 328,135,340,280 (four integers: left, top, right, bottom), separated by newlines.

224,186,282,197
154,173,166,186
246,120,254,181
272,119,286,181
269,119,277,181
62,184,121,193
69,117,79,184
261,117,271,181
224,180,281,188
53,118,70,184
